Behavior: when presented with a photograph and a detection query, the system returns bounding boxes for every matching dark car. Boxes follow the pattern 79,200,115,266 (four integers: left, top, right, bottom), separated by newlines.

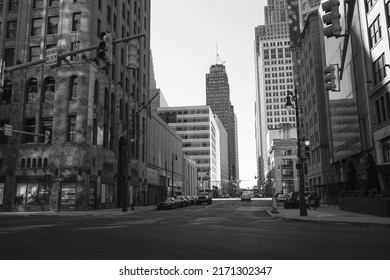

283,191,300,209
187,196,197,205
197,192,212,205
156,197,178,210
174,196,189,207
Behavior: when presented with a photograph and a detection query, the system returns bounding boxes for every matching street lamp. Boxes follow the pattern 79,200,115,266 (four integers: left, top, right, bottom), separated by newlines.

171,153,178,197
286,90,307,216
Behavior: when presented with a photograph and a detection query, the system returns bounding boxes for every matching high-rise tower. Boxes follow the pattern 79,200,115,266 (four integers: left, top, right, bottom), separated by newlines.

254,0,295,185
206,64,238,189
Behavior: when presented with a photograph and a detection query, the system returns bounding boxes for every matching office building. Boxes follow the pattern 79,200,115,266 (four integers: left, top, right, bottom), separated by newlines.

158,106,223,193
0,0,151,211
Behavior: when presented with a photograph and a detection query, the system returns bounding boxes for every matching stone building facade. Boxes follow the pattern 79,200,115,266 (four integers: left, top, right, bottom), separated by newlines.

0,0,151,211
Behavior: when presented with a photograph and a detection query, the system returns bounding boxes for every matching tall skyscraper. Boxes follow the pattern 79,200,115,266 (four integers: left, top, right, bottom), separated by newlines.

0,0,151,211
254,0,295,185
206,63,239,189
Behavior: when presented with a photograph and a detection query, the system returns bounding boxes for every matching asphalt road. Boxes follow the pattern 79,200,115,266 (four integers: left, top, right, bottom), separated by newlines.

0,199,389,260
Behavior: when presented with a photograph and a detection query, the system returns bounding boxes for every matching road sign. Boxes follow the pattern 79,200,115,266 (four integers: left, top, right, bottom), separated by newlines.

4,124,12,136
46,46,58,66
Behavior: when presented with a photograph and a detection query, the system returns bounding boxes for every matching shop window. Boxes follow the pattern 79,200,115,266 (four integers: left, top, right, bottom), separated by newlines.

25,78,38,103
101,183,114,203
15,183,50,206
48,0,59,7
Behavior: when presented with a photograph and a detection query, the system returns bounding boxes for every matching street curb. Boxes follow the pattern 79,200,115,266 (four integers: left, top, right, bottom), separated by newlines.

282,216,390,228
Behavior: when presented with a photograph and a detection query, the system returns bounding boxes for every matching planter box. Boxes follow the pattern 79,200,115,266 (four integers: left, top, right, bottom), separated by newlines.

339,197,390,217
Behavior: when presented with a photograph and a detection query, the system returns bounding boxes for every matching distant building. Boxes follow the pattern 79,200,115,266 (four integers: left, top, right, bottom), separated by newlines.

158,106,222,193
206,63,239,188
254,0,295,187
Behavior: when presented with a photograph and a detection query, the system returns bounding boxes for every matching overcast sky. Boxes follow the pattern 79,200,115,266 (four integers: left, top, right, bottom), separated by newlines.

150,0,266,188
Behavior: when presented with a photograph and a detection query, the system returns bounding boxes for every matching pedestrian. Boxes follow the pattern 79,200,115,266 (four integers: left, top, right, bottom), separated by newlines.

307,193,314,210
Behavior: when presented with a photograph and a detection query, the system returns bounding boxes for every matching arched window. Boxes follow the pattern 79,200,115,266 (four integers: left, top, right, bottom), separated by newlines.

43,76,55,102
43,158,48,168
21,159,26,168
26,158,31,168
104,88,109,113
26,78,38,103
37,158,42,168
69,75,78,100
1,80,12,104
32,158,37,168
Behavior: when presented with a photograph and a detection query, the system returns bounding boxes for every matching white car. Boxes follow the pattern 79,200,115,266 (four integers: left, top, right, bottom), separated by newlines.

241,193,252,202
276,193,287,202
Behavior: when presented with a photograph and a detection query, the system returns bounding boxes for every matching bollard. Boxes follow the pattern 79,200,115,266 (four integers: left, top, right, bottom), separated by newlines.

271,194,279,214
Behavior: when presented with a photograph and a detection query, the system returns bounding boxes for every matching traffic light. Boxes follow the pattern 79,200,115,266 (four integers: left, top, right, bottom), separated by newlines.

321,0,342,38
303,139,311,159
323,65,337,91
127,39,140,69
44,130,52,145
98,32,113,64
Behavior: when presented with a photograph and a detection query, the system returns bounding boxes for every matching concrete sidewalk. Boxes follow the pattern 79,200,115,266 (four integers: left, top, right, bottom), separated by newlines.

265,203,390,227
0,205,157,217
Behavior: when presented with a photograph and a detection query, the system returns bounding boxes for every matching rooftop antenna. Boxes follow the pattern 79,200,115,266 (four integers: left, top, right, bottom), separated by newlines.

216,43,220,64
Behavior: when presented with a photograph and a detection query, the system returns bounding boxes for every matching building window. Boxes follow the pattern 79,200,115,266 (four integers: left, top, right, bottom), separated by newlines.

69,76,78,100
103,124,109,148
25,78,38,103
4,49,14,66
8,0,18,11
0,120,9,144
1,80,12,104
383,137,390,162
373,53,386,85
6,20,17,39
41,117,53,143
29,46,40,62
67,115,76,142
365,0,377,12
31,18,42,36
42,77,55,102
72,12,81,32
48,0,59,7
47,16,59,34
23,118,36,143
32,0,43,9
368,16,381,48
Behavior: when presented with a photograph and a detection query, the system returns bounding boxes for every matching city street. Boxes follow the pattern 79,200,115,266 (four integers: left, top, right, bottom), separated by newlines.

0,199,389,260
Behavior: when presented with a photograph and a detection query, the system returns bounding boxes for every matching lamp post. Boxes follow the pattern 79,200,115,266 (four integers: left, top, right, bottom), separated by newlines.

286,89,307,216
171,153,177,197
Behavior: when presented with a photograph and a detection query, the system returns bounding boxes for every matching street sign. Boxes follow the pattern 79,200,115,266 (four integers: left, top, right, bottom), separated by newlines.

46,46,58,66
4,124,12,136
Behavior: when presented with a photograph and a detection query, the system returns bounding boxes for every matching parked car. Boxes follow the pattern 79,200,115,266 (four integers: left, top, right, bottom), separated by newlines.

174,196,189,207
197,192,212,205
276,193,287,202
156,197,178,210
187,196,197,205
241,192,252,202
283,192,300,209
